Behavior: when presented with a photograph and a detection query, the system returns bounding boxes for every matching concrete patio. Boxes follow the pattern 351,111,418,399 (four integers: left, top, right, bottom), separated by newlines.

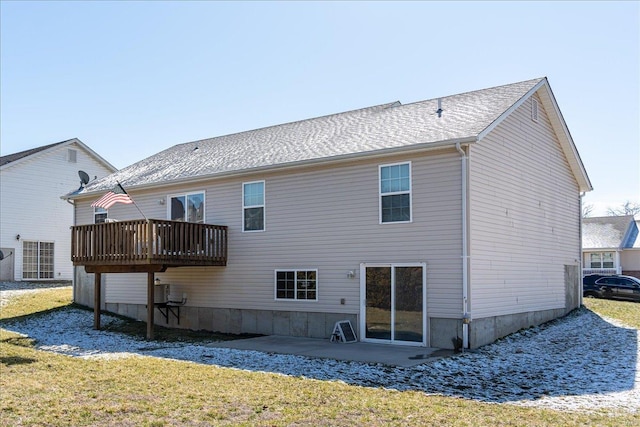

206,335,455,367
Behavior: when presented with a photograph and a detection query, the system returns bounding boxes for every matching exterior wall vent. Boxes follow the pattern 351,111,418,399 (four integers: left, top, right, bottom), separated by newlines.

531,98,539,123
67,149,77,163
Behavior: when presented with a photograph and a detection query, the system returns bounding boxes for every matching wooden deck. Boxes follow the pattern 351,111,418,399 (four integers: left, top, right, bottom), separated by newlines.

71,219,227,272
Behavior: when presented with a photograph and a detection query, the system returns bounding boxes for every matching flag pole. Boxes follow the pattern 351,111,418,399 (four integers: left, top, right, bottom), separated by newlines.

117,181,148,220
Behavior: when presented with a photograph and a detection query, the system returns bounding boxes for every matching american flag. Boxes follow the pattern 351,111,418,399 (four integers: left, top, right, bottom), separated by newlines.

91,182,133,210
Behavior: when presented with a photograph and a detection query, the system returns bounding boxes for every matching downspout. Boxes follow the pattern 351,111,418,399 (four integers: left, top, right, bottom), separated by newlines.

579,192,585,306
65,197,77,302
456,142,470,349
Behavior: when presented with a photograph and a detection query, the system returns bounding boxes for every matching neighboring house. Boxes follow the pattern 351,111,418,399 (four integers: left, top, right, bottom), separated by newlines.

582,215,640,278
0,139,116,282
68,77,592,349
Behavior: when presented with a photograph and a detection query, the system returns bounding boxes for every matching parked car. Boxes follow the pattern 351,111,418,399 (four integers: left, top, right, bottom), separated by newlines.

583,274,607,298
583,274,640,302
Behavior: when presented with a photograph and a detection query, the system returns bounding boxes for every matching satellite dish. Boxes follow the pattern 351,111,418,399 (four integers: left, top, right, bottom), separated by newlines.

78,170,90,186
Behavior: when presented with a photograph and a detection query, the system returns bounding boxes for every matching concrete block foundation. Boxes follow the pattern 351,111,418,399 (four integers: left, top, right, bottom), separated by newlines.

103,302,358,341
100,301,573,349
468,308,568,348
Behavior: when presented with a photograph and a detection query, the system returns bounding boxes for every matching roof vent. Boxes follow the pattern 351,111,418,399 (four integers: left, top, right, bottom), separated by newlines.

67,148,77,163
531,98,539,122
436,99,443,118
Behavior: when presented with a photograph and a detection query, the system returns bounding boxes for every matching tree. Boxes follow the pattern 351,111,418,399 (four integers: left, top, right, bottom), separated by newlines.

606,201,640,217
582,203,594,218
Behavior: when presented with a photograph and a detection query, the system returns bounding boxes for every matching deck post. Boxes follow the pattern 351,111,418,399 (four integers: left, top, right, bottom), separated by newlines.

93,272,101,330
147,272,155,340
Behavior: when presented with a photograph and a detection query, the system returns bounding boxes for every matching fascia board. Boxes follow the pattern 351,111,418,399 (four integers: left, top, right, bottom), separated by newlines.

477,78,593,193
68,136,476,199
72,139,118,172
476,79,548,142
1,138,117,173
534,83,593,193
0,139,70,171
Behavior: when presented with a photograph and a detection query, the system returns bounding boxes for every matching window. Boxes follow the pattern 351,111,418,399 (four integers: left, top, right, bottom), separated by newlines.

169,192,204,223
275,269,317,300
243,181,265,231
379,162,411,223
590,252,614,268
23,241,54,280
94,207,107,224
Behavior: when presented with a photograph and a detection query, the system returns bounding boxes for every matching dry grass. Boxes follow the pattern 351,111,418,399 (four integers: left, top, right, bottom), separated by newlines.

583,298,640,329
1,288,638,426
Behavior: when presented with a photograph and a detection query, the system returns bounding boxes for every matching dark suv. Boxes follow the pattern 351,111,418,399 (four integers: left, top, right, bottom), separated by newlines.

583,274,640,302
583,274,607,298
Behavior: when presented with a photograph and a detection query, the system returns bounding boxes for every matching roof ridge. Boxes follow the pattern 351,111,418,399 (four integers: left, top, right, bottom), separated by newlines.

177,101,401,148
398,77,546,108
75,77,588,196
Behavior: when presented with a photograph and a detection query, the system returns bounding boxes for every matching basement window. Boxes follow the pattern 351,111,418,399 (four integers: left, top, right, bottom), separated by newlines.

275,269,317,300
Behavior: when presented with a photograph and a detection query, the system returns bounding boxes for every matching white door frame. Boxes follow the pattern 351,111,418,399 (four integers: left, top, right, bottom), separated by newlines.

359,262,428,347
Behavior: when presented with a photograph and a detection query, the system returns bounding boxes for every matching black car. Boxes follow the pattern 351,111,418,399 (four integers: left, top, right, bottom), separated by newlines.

583,274,607,298
583,274,640,302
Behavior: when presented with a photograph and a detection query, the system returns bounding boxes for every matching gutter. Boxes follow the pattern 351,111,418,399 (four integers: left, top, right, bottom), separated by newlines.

456,142,471,349
67,136,478,200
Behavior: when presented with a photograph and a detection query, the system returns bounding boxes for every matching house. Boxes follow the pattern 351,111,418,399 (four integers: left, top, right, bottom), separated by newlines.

0,138,116,282
67,77,592,349
582,215,640,278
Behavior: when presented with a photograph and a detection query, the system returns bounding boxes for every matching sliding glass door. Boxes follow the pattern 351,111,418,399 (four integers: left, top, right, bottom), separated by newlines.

361,263,426,345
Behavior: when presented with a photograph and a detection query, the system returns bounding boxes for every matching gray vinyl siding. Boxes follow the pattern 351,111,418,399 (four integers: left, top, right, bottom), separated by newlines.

82,149,463,319
468,94,581,319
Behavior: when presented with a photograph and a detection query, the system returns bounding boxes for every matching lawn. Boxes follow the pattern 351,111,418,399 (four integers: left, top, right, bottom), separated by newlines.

583,297,640,329
1,288,638,426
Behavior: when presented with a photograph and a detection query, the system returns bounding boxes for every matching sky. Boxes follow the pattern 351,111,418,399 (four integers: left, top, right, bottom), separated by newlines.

1,1,638,216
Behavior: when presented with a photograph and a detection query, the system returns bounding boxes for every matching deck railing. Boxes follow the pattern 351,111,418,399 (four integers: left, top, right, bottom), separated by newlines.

582,267,620,277
71,219,227,267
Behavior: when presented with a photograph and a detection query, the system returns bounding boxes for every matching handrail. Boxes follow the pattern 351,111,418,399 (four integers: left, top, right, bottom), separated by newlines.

71,219,227,266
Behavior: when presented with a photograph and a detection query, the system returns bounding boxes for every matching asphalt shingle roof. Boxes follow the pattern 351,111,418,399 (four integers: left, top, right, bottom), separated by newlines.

582,215,636,249
0,140,71,167
79,78,545,194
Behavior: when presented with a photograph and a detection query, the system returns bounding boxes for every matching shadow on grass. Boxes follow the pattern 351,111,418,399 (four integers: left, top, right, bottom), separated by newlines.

0,355,37,366
0,281,71,291
0,336,38,366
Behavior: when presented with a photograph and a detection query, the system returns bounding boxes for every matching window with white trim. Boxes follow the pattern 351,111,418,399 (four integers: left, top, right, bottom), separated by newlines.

94,207,107,224
590,252,615,269
243,181,265,231
275,269,317,300
379,162,411,223
23,241,54,280
168,191,205,223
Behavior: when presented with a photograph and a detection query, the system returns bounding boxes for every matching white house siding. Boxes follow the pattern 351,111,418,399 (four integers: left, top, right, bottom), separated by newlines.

468,94,581,320
78,149,463,323
1,142,113,281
